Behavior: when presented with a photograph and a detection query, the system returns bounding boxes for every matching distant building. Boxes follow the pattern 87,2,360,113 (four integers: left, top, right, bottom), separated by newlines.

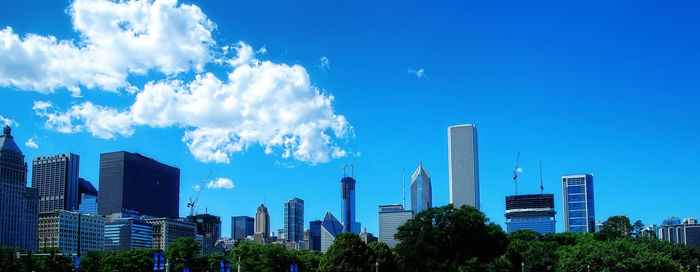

303,229,311,250
0,125,38,251
38,210,104,254
658,218,700,250
505,194,556,234
663,216,681,226
309,220,322,251
104,215,153,251
32,153,80,212
145,217,196,251
320,212,344,252
360,228,378,244
98,151,180,218
78,178,98,215
216,238,237,252
278,228,286,241
284,198,304,242
231,216,254,243
448,124,480,210
411,163,432,214
188,214,221,255
562,174,595,232
341,176,361,233
254,204,270,243
378,204,413,248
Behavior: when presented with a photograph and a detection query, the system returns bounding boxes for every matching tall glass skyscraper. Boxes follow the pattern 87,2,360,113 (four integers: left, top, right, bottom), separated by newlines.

284,198,304,242
32,153,80,212
341,176,361,233
231,216,254,242
562,174,595,232
505,194,556,234
410,163,432,214
448,124,480,210
309,220,322,251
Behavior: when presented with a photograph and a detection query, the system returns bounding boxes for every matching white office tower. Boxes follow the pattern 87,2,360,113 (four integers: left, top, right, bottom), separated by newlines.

448,124,480,210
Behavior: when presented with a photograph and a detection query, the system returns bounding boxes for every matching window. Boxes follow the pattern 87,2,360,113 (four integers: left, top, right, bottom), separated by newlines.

568,194,585,202
569,211,586,218
569,218,586,225
568,202,585,210
567,185,585,194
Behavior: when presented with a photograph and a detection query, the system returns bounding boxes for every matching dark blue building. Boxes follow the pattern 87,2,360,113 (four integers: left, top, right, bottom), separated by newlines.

562,174,595,232
341,177,360,233
98,151,180,218
231,216,254,242
309,220,322,251
505,194,556,234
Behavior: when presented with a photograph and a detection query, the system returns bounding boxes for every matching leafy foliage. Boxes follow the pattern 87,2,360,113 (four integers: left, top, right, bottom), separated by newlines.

318,232,373,272
368,242,399,272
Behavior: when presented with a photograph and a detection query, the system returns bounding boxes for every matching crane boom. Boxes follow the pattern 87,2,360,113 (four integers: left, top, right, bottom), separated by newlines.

188,170,212,217
540,161,544,194
513,151,520,195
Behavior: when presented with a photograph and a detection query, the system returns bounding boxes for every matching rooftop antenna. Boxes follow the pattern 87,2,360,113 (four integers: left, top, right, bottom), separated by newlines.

342,164,354,177
539,161,544,194
402,167,406,209
513,151,520,195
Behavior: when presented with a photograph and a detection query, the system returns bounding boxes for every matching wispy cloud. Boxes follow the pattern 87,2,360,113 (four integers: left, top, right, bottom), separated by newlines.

25,137,38,149
0,115,18,127
256,45,267,54
407,68,426,79
318,56,330,71
207,177,234,189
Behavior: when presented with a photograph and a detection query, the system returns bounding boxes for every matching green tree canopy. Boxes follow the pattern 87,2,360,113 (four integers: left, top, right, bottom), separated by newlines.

167,237,203,271
368,242,399,272
318,232,372,272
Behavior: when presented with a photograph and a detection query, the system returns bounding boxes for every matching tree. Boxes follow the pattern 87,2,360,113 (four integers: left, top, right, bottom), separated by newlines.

229,241,299,272
100,248,158,272
318,232,372,272
505,230,558,272
600,215,632,238
368,242,399,272
394,205,508,272
295,250,324,272
167,237,202,271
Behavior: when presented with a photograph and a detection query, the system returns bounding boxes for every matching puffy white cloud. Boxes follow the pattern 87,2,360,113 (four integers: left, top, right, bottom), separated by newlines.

0,115,18,127
0,0,215,96
25,137,39,149
407,68,426,78
33,101,134,138
207,177,234,189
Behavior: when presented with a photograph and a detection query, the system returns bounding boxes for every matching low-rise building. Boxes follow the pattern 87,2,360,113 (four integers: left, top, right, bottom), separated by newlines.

38,210,104,254
145,217,196,251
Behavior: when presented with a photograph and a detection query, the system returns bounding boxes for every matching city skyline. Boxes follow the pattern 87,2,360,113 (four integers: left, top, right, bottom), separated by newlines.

2,0,700,238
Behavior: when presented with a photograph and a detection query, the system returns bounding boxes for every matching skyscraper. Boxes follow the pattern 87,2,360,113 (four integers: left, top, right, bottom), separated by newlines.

0,125,38,251
231,216,255,242
320,212,343,252
254,204,270,243
98,151,180,218
284,198,304,242
309,220,322,251
562,174,595,232
378,204,413,248
505,194,556,234
188,213,222,254
411,163,432,214
32,153,80,212
448,124,480,210
341,176,361,233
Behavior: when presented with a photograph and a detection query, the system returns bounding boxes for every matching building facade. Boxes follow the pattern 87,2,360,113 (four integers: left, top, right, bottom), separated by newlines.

188,214,221,255
32,153,80,213
98,151,180,218
410,163,432,214
231,216,255,242
448,124,480,210
254,204,270,243
0,125,38,251
505,194,556,234
360,228,378,244
145,217,196,251
104,215,153,251
284,198,304,242
77,178,98,215
562,174,595,232
38,210,104,254
378,204,414,248
658,218,700,250
341,177,361,233
309,220,322,251
320,212,343,253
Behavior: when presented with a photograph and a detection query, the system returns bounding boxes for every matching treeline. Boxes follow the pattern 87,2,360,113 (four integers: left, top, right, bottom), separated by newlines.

2,205,699,271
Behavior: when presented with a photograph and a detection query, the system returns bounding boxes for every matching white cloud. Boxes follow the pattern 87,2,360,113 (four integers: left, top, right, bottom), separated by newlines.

207,177,234,189
0,0,215,96
516,167,523,173
256,45,267,54
25,137,38,149
407,68,426,78
318,56,330,71
0,115,18,127
33,101,133,138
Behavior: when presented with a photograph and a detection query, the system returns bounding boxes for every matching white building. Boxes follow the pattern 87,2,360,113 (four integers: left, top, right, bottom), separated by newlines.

378,204,413,248
320,212,343,252
448,124,480,210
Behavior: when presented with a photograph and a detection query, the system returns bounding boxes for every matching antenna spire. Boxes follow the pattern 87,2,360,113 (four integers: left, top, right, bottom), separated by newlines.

402,167,406,209
513,151,520,195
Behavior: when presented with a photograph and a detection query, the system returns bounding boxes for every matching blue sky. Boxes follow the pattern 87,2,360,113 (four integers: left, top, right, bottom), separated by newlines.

1,0,699,238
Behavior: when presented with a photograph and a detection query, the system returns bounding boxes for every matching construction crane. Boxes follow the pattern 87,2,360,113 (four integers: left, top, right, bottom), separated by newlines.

539,161,544,194
513,151,520,195
187,170,212,217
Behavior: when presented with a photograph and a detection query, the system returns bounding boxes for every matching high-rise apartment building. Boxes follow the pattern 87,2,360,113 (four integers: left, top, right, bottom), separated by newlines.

38,210,105,254
254,204,270,243
378,204,414,248
188,213,221,254
448,124,480,210
411,163,432,214
505,194,556,234
341,177,361,233
284,198,304,242
232,216,255,242
145,217,196,251
0,125,38,251
320,212,343,253
32,153,80,212
98,151,180,218
562,174,595,232
309,220,322,251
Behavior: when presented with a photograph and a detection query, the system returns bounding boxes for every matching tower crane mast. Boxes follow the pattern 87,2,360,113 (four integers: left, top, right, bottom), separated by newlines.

188,170,212,217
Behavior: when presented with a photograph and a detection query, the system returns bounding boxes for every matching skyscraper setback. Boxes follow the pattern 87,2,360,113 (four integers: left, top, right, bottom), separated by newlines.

254,204,270,243
448,124,480,210
562,174,595,232
341,176,361,233
32,153,80,212
410,163,432,214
